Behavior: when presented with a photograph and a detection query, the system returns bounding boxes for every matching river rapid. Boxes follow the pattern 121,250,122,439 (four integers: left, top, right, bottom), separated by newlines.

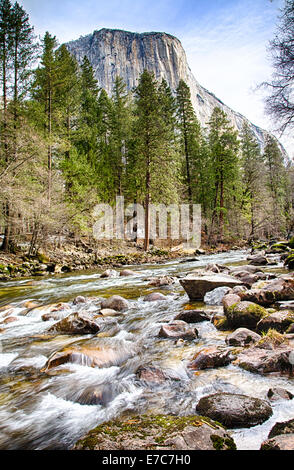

0,250,293,451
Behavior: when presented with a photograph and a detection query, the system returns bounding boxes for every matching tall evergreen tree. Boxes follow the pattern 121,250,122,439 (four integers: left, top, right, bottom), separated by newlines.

240,122,265,239
208,107,239,241
32,32,59,204
176,79,202,204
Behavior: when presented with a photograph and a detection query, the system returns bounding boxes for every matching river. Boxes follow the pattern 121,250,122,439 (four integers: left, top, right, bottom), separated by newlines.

0,250,293,450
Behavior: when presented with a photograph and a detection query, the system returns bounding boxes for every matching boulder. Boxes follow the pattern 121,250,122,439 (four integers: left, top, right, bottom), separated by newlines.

144,293,168,302
48,312,103,335
136,367,169,384
230,265,265,274
189,346,235,370
240,277,294,306
73,296,87,305
196,393,273,428
268,418,294,439
248,255,269,266
148,276,175,287
174,310,210,323
72,414,236,450
235,345,293,374
224,301,268,329
222,294,242,313
43,345,127,371
267,387,294,401
226,328,261,347
120,270,138,277
180,274,242,300
101,295,129,311
204,287,232,306
158,321,198,340
257,311,294,334
100,269,119,279
100,308,122,317
261,434,294,450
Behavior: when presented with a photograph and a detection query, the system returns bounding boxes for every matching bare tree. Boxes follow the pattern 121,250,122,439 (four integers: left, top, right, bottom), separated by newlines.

262,0,294,134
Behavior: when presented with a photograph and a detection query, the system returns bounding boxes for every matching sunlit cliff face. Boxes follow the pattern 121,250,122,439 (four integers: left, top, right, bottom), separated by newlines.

66,28,275,150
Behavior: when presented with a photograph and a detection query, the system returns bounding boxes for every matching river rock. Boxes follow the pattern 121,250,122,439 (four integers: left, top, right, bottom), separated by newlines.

174,310,210,323
48,312,102,334
196,393,273,428
222,293,242,313
72,414,236,450
158,321,198,340
100,308,122,317
261,434,294,450
268,418,294,439
204,287,232,306
136,366,169,384
256,311,294,334
224,301,268,329
120,269,138,276
235,345,294,374
226,328,261,347
100,269,119,278
240,277,294,306
267,387,294,401
144,293,168,302
248,255,269,266
73,296,87,305
148,276,175,287
43,345,126,371
75,384,114,406
230,265,265,274
180,274,242,300
100,295,129,311
189,346,235,370
2,316,18,324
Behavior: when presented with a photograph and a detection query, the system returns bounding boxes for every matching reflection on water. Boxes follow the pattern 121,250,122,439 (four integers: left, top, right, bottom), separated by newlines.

0,250,293,450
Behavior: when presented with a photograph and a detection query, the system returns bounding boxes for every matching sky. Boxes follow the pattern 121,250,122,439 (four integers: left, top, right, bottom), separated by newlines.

17,0,293,157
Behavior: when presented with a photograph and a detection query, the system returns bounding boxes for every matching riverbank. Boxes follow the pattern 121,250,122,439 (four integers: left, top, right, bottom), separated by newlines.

0,239,247,280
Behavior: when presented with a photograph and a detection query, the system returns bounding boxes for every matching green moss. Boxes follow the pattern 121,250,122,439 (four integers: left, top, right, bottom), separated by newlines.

210,434,237,451
225,302,267,328
74,414,227,450
288,237,294,249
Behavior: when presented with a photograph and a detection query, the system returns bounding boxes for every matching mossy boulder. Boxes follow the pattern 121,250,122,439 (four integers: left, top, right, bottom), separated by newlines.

285,253,294,270
72,414,236,450
256,311,294,334
288,237,294,249
225,301,268,329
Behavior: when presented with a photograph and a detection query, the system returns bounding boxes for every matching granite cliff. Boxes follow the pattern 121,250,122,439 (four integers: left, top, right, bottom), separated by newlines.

66,28,267,147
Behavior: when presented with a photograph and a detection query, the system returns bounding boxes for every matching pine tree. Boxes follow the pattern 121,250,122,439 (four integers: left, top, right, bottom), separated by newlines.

208,107,239,242
176,79,202,205
240,122,265,240
263,134,287,235
32,32,59,204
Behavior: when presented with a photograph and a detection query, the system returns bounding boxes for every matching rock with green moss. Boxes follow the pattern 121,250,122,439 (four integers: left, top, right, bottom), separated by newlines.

257,311,294,334
285,253,294,270
288,237,294,249
72,414,236,450
225,301,268,329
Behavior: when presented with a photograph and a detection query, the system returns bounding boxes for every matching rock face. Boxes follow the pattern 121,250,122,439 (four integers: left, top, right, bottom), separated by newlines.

66,28,270,148
72,414,236,450
196,393,273,428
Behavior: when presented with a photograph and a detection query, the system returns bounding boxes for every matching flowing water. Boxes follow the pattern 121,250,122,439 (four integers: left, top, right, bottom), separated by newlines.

0,250,293,450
